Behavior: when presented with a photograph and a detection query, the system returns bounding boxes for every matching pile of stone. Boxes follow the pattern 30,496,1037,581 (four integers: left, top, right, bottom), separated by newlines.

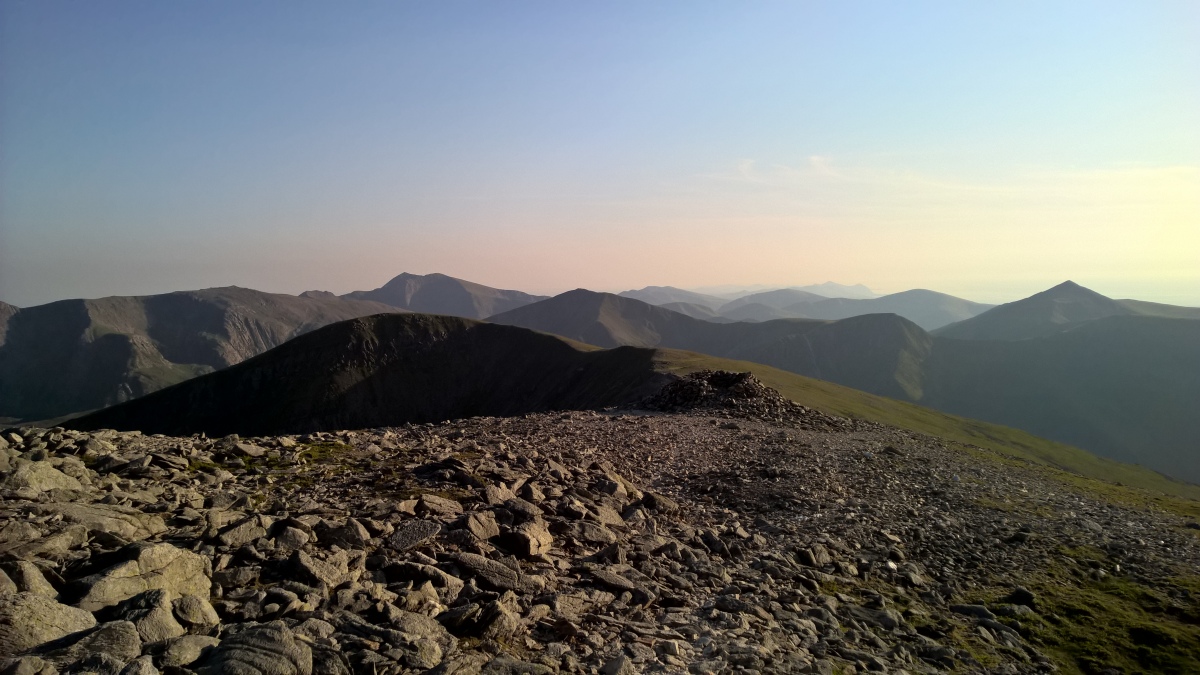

1,392,1197,674
642,371,852,432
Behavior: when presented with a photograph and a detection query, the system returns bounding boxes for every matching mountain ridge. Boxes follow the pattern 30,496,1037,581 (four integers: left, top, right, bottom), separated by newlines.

343,272,546,319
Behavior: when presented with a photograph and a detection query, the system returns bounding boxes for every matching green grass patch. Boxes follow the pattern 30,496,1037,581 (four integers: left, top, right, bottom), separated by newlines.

973,548,1200,674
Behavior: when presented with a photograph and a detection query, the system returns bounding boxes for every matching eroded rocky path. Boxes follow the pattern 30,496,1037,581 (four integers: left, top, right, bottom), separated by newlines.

2,373,1198,674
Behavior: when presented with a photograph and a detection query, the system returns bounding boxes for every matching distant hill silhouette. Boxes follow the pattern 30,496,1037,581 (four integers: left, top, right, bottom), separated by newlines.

719,288,828,312
0,287,404,422
343,272,545,319
488,290,931,400
67,314,672,436
621,286,992,330
618,286,726,309
658,302,735,323
789,289,994,331
935,281,1133,340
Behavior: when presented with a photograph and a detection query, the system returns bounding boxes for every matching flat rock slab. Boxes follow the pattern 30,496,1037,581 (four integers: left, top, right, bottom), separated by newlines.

387,519,441,551
1,460,82,493
0,592,97,656
32,619,143,670
72,542,211,612
29,502,167,541
452,553,519,592
197,620,313,675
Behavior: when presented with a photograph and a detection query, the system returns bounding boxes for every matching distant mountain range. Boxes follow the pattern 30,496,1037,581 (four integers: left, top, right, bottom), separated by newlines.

492,283,1200,482
0,287,408,422
620,285,994,330
4,274,1198,483
489,290,931,401
0,273,546,422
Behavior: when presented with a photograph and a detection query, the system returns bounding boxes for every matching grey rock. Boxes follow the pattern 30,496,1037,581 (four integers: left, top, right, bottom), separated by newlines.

386,519,441,552
291,550,350,588
173,594,221,630
28,503,166,542
0,569,16,595
272,527,309,551
197,621,312,675
951,604,997,620
511,520,553,557
0,593,97,657
0,655,59,675
3,562,57,599
119,656,160,675
72,542,211,612
217,518,267,548
461,512,500,541
1,460,82,493
452,553,519,592
33,620,142,671
601,654,637,675
314,519,370,550
158,634,220,669
418,494,464,517
111,590,186,643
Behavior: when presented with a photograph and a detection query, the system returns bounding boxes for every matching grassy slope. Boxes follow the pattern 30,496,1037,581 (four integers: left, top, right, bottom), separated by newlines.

652,349,1200,504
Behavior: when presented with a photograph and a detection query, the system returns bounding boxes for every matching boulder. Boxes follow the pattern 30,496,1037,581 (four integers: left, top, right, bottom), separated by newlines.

29,503,166,542
1,460,82,493
31,620,142,671
72,543,211,612
197,621,312,675
0,592,97,656
386,519,441,552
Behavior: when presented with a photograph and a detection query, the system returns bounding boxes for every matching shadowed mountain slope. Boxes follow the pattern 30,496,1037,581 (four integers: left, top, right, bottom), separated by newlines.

488,290,931,400
489,287,1200,482
1116,299,1200,320
719,288,828,312
935,280,1133,340
67,314,672,436
343,272,545,319
618,286,726,309
0,288,404,422
658,302,735,323
923,315,1200,483
787,289,995,331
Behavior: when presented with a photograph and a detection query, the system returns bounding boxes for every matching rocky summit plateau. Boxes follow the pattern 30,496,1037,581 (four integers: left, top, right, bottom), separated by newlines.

2,372,1198,675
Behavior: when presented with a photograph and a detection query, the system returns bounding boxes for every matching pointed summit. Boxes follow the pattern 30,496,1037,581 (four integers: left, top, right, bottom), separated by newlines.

342,273,546,319
934,281,1132,341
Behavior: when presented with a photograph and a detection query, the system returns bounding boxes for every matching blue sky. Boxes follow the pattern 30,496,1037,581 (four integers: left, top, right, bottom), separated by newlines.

2,1,1197,306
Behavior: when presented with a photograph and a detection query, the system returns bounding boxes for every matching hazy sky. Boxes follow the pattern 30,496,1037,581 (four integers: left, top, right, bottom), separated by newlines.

2,1,1198,307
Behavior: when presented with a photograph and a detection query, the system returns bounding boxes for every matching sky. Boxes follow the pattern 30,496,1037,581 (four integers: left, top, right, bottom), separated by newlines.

2,1,1198,307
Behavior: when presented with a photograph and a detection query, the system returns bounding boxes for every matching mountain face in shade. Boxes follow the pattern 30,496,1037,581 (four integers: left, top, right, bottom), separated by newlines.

343,272,546,319
66,314,673,437
488,286,1200,482
923,315,1200,482
719,288,828,312
787,289,995,331
618,286,726,309
0,288,404,422
657,302,736,323
487,290,932,400
935,280,1133,340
